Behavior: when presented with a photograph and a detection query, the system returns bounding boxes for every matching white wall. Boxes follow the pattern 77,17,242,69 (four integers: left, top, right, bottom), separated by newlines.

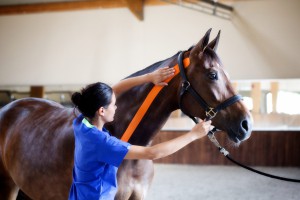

0,0,299,85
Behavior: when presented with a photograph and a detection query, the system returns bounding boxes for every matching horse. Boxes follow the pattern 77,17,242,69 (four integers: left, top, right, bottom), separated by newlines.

0,29,252,200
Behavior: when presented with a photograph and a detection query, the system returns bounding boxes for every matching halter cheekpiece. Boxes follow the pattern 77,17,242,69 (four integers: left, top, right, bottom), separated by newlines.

177,51,242,123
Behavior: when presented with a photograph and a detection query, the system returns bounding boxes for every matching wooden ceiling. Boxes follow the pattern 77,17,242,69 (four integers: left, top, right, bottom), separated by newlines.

0,0,239,20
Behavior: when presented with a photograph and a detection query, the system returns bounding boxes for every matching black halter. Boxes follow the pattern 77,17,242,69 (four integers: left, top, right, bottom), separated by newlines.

177,51,300,183
178,51,242,123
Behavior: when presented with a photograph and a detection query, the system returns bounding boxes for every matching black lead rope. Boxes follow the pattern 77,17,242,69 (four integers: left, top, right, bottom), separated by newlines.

226,155,300,183
206,128,300,183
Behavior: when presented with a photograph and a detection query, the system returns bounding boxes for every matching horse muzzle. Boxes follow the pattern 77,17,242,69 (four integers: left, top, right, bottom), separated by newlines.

227,117,252,144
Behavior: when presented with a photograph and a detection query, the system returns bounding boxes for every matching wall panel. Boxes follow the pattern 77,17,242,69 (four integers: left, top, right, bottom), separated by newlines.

152,131,300,166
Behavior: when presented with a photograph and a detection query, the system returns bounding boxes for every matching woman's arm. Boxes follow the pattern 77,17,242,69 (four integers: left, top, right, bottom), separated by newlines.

124,120,211,160
112,66,175,97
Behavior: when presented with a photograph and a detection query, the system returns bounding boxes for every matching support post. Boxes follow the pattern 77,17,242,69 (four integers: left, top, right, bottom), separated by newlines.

251,82,261,113
30,86,44,98
270,82,279,113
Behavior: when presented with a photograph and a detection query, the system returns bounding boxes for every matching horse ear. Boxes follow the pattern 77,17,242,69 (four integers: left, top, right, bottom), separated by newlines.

207,30,221,51
190,28,212,57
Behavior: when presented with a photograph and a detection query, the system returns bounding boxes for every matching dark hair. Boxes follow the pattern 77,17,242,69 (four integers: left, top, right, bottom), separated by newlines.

71,82,113,118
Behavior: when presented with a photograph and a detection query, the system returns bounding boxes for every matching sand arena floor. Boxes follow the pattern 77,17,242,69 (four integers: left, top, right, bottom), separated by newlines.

146,164,300,200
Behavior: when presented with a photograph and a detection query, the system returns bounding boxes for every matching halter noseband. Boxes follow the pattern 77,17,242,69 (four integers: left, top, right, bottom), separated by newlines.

178,51,242,123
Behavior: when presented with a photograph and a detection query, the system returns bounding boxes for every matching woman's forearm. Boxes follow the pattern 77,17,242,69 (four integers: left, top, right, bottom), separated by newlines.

148,131,199,160
124,120,211,160
125,132,198,160
112,74,151,97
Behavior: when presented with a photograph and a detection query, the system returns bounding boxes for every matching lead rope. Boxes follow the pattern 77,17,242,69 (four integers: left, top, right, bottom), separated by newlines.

205,126,300,183
207,128,229,156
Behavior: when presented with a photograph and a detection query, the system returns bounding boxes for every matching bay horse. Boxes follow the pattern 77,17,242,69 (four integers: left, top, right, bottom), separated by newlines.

0,29,252,200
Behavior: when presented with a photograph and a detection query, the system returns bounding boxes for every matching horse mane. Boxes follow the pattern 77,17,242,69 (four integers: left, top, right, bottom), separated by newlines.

126,51,181,78
126,44,196,79
125,45,221,80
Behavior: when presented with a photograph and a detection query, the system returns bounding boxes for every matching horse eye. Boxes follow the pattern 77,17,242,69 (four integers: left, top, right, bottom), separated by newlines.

208,72,218,80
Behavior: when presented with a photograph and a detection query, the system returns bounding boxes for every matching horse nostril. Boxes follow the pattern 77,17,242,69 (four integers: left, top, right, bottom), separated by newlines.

236,119,252,141
241,119,249,132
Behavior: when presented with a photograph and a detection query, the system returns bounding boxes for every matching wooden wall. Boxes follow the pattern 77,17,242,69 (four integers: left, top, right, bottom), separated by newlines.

152,131,300,166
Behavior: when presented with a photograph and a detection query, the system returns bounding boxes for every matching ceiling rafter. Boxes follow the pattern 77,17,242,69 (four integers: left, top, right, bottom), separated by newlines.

124,0,144,21
0,0,167,21
0,0,239,20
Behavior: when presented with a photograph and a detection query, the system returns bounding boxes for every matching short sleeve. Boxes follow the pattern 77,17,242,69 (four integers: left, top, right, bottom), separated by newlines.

95,133,131,167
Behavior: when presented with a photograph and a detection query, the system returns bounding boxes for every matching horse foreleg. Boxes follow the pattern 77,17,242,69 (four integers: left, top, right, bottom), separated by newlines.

0,157,18,200
16,190,32,200
115,160,154,200
0,175,17,200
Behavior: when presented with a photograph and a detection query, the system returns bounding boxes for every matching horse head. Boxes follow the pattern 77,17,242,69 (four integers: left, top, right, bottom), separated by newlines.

178,29,253,145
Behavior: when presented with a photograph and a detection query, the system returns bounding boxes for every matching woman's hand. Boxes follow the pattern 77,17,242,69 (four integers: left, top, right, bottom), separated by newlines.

112,66,175,97
148,66,175,86
190,119,212,140
125,119,212,161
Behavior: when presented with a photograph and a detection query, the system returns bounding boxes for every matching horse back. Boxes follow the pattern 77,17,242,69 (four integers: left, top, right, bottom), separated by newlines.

0,98,75,199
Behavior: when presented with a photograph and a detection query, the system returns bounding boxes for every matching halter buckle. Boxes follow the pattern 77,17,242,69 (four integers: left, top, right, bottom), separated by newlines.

181,81,190,91
205,107,217,119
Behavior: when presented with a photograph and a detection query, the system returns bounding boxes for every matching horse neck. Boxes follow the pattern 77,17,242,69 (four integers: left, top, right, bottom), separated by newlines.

107,76,181,146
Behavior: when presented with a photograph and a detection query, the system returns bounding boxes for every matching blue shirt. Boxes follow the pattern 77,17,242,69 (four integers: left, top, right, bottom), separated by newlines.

69,115,131,200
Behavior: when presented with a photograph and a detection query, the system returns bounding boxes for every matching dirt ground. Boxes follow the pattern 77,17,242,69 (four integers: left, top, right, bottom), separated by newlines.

146,164,300,200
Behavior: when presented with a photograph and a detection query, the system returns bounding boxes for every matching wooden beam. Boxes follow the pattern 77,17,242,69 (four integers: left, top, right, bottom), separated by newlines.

124,0,144,21
0,0,126,15
0,0,166,16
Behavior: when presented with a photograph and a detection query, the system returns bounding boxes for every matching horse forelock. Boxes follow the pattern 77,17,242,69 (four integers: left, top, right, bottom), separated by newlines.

204,49,233,90
205,49,234,97
200,47,231,82
203,47,221,63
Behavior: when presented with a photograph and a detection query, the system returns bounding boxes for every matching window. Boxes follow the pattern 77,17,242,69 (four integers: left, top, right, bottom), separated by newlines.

267,91,300,114
243,96,253,111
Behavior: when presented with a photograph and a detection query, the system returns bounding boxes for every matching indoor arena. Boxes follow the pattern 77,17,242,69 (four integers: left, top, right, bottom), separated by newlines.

0,0,299,200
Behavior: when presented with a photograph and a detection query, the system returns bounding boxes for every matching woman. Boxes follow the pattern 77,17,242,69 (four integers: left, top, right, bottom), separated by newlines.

69,67,211,200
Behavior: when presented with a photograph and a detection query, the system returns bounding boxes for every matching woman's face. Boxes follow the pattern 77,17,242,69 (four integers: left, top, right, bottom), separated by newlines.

103,93,117,123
